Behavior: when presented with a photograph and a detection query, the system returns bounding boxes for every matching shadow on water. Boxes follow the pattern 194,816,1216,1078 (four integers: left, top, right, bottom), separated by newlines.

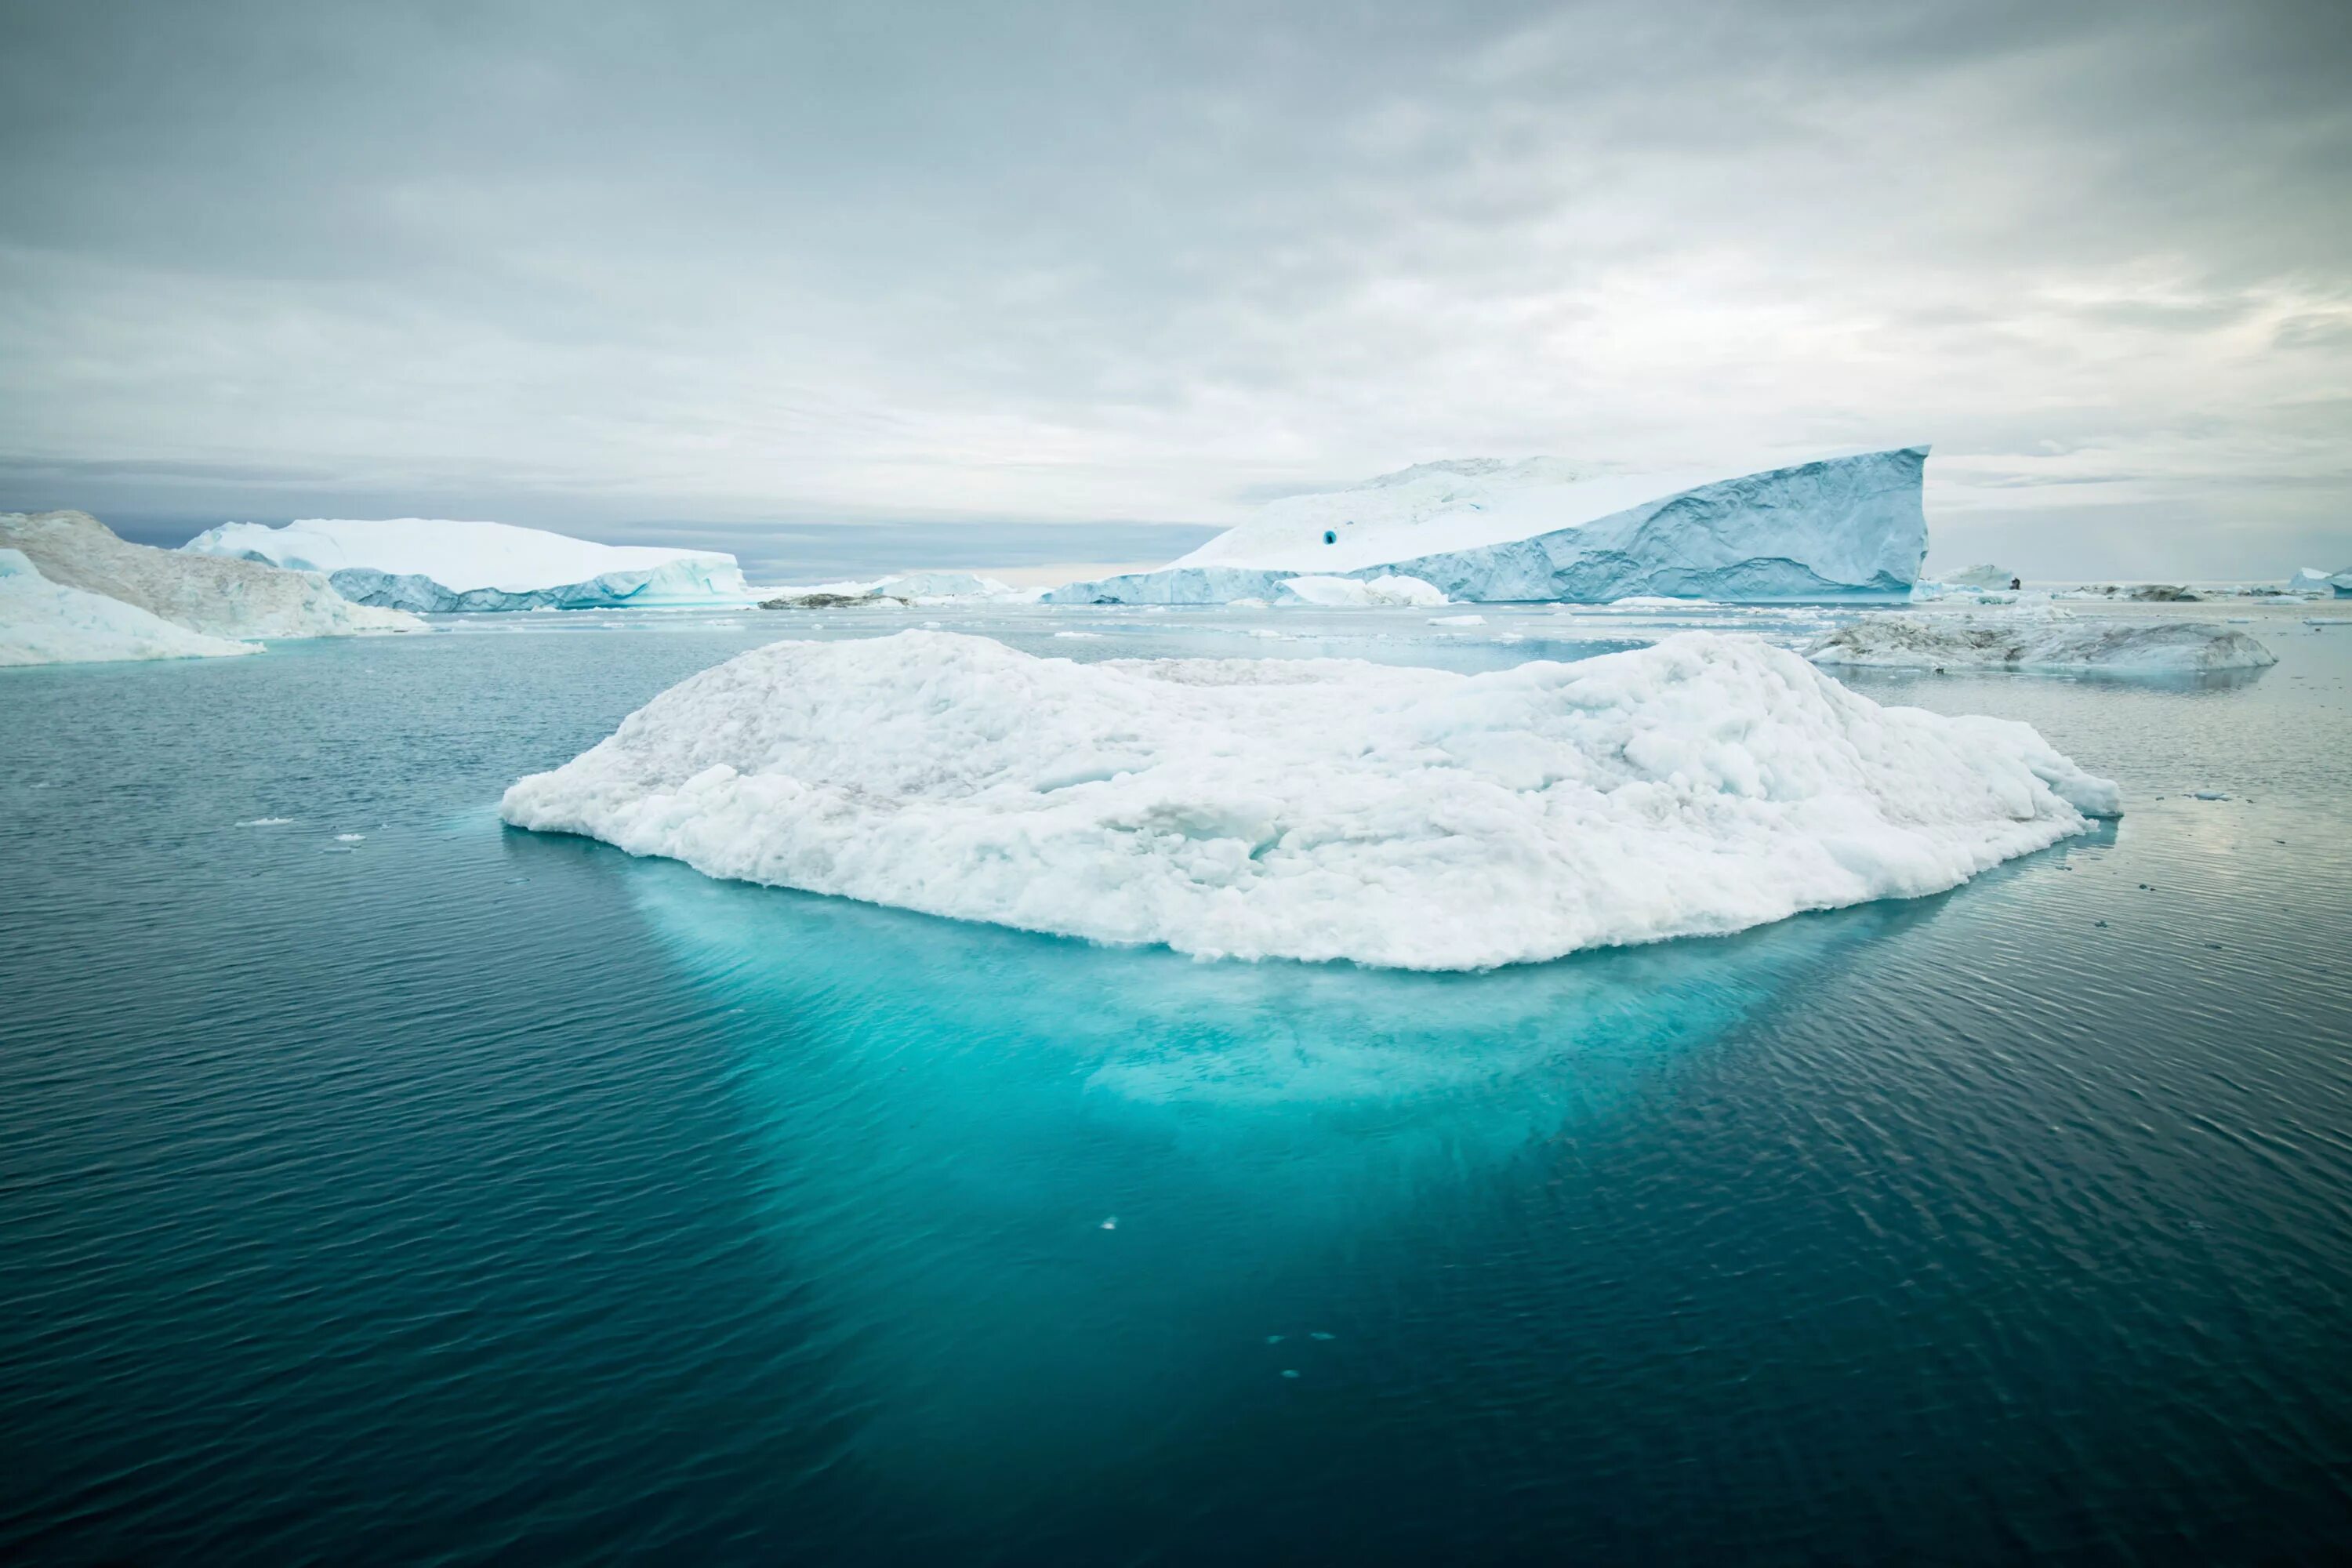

498,825,2031,1508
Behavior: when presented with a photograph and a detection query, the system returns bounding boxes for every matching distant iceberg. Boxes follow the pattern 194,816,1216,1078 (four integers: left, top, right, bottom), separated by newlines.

2286,566,2352,597
3,510,423,640
0,548,260,666
1047,448,1928,605
181,517,753,612
1806,612,2277,673
501,629,2118,970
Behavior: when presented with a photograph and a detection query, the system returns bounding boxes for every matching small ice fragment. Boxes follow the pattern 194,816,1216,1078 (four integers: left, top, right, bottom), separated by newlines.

1266,1334,1285,1345
1280,1369,1300,1379
335,833,366,842
1428,613,1486,626
1310,1331,1334,1341
2190,790,2230,800
237,817,293,826
1099,1217,1116,1230
1054,631,1104,639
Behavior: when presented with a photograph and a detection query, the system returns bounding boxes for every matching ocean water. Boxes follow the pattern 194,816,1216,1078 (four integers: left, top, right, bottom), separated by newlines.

3,602,2350,1563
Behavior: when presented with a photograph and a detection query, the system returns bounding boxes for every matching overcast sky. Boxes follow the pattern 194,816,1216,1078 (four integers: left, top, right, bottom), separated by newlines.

2,0,2347,577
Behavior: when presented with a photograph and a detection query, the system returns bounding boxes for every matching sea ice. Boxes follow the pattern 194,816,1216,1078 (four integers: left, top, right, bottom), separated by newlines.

2,511,423,639
1,549,260,666
500,629,2121,970
1046,448,1928,604
182,517,753,612
1806,612,2276,673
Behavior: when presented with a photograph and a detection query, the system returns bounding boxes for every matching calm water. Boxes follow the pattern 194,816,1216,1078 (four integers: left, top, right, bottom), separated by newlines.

3,604,2350,1563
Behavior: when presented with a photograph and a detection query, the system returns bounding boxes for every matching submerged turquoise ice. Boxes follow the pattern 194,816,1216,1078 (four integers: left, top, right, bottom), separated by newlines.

3,602,2350,1562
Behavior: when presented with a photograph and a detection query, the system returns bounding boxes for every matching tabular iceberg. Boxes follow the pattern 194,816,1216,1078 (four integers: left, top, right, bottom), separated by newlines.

181,517,753,612
2,511,423,640
1046,448,1928,605
501,629,2118,970
0,549,259,666
1806,612,2278,673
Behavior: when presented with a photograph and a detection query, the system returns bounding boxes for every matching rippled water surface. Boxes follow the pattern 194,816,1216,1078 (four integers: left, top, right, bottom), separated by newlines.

4,604,2350,1563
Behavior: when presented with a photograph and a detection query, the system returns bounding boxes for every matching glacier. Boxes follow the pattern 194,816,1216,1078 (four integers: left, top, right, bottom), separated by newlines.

181,517,754,612
1,549,260,666
1045,448,1928,605
2,511,423,640
1806,612,2278,673
500,628,2119,971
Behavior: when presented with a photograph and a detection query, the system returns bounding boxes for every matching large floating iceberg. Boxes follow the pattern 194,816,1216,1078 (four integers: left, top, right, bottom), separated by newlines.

182,517,753,612
2286,566,2352,597
1046,448,1928,605
2,510,423,640
0,549,260,666
1806,612,2278,673
501,629,2118,970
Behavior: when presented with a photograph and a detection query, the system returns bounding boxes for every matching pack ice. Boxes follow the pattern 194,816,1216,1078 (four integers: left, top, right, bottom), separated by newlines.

2,510,423,640
0,549,259,666
182,517,753,612
499,630,2119,970
1045,448,1927,606
1806,612,2278,673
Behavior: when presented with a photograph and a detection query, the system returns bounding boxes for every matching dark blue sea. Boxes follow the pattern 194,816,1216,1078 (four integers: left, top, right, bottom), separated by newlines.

4,602,2350,1563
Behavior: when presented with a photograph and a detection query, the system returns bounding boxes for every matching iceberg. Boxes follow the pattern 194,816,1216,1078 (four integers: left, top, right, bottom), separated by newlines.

1806,612,2277,673
760,571,1040,609
180,517,753,612
1045,448,1928,605
1272,574,1448,608
2286,566,2352,597
2,510,422,639
0,549,259,666
500,629,2119,971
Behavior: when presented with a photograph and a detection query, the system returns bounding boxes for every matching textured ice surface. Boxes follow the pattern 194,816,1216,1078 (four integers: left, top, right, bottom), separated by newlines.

1047,449,1927,605
1806,612,2278,673
501,629,2119,969
183,517,752,612
2,512,422,639
1274,574,1448,608
0,549,260,666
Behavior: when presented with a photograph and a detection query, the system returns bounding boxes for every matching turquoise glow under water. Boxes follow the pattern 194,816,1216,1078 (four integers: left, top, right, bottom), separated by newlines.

3,604,2350,1562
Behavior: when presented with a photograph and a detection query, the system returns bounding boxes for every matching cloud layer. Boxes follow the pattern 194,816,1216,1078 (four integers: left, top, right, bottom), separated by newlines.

3,0,2347,575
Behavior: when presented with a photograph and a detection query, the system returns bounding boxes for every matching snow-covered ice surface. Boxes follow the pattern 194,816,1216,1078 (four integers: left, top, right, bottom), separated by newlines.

0,549,260,666
1046,448,1927,605
181,517,753,612
2,511,423,639
1806,612,2278,673
501,628,2119,971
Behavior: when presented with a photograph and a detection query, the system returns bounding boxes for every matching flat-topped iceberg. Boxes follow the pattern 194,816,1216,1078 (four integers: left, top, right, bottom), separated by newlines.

1806,612,2277,673
0,549,260,666
2,510,422,640
501,629,2118,970
182,517,753,612
2286,567,2351,597
1046,448,1928,605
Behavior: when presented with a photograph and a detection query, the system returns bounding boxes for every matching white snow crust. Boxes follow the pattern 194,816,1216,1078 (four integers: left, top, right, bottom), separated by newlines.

1806,612,2278,673
0,550,260,666
500,629,2121,971
182,517,752,611
2,511,422,639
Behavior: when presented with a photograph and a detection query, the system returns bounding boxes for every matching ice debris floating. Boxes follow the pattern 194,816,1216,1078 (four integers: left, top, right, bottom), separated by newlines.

181,517,753,613
1,549,260,667
1045,448,1928,605
500,630,2122,971
2,511,423,640
1806,612,2278,673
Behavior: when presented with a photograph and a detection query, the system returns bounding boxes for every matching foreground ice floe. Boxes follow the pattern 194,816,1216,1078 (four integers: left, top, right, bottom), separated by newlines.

181,517,753,612
1806,612,2277,673
501,630,2120,969
0,549,260,666
2,510,423,639
1045,448,1928,604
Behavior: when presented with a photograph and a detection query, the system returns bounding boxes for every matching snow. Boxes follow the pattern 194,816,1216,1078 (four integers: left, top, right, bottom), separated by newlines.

0,549,260,666
1046,448,1928,605
500,628,2120,971
1805,612,2277,673
2,510,423,639
1274,574,1447,608
181,517,752,612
